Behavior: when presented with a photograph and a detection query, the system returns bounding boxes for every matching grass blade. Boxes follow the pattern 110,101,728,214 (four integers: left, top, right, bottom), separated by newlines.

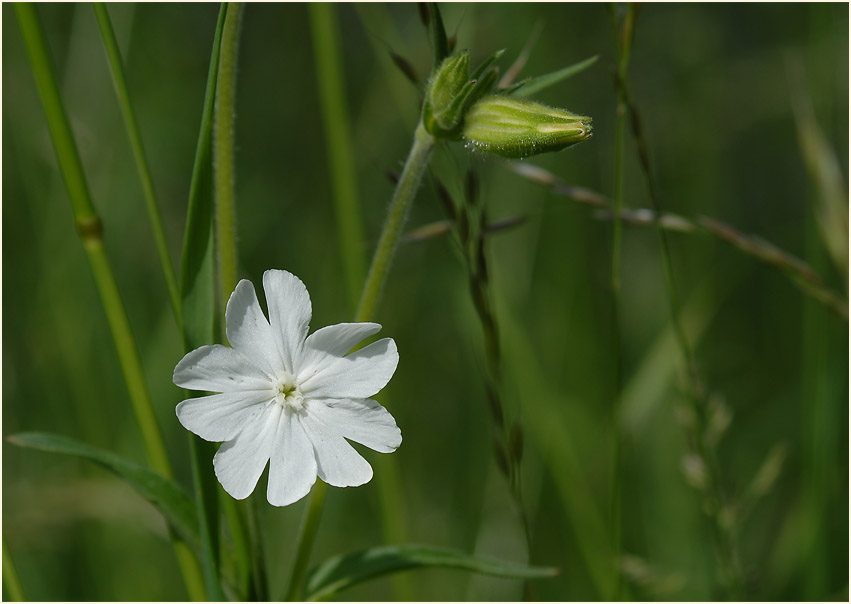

8,432,200,558
304,544,559,601
2,539,25,602
178,3,233,600
92,2,182,328
427,3,449,69
505,55,598,97
309,3,367,310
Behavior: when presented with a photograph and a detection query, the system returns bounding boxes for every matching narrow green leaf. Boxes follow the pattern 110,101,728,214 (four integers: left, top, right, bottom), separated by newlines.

180,4,228,352
304,544,558,601
427,3,449,68
92,3,182,328
2,538,25,602
178,4,231,600
505,55,598,98
7,432,200,557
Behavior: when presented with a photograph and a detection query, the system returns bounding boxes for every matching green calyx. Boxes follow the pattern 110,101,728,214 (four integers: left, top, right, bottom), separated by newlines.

462,95,593,159
422,50,503,140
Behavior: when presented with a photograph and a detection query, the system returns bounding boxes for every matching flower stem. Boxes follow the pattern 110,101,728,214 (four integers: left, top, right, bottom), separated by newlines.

285,120,435,601
2,539,25,602
214,2,244,316
355,123,435,323
92,2,182,329
284,481,328,601
14,4,205,599
309,3,367,311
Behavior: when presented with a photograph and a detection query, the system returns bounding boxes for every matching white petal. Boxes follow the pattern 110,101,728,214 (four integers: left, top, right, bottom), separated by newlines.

262,270,311,374
308,398,401,453
266,411,317,506
297,322,382,380
213,403,281,500
226,279,283,376
300,338,398,400
173,345,272,393
301,411,373,487
176,390,273,442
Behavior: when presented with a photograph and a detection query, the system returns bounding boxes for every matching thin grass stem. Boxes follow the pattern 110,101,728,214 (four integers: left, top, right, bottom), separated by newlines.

612,53,744,599
2,539,25,602
607,5,634,598
14,4,205,599
309,3,367,310
92,2,182,328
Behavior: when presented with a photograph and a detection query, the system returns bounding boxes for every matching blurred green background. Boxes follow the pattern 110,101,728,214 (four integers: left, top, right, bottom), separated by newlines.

3,2,848,601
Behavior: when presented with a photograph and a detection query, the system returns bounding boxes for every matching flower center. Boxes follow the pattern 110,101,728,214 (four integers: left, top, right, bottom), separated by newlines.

274,373,304,410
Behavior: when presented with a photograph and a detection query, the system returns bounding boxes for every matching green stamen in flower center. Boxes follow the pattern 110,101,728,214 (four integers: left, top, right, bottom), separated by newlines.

274,373,304,410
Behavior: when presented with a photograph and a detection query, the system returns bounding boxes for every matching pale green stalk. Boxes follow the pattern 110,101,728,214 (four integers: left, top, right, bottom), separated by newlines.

213,4,255,599
285,121,435,601
309,3,367,309
14,4,204,599
2,540,25,602
284,481,329,601
214,2,243,311
92,2,181,328
356,123,435,321
309,6,411,599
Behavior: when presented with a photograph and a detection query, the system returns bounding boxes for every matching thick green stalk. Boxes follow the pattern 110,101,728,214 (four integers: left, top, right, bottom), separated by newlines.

309,3,367,310
2,540,25,602
92,2,181,328
214,2,243,311
14,4,205,599
356,123,435,322
285,121,435,601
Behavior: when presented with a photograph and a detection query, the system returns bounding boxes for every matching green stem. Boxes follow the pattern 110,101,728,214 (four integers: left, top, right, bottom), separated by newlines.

284,481,328,601
614,57,743,601
14,4,205,599
608,4,634,598
214,2,243,313
246,497,269,601
356,123,435,322
285,120,435,601
92,2,182,328
309,3,367,310
2,539,25,602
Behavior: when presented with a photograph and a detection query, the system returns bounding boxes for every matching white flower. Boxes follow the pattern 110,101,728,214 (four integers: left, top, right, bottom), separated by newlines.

173,269,401,506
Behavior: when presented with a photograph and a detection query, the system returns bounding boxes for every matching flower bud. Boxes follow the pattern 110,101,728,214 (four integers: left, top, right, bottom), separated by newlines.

463,95,592,159
423,51,474,138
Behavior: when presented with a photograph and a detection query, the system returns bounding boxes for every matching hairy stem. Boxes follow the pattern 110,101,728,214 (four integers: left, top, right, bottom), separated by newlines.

356,123,436,322
214,2,243,315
